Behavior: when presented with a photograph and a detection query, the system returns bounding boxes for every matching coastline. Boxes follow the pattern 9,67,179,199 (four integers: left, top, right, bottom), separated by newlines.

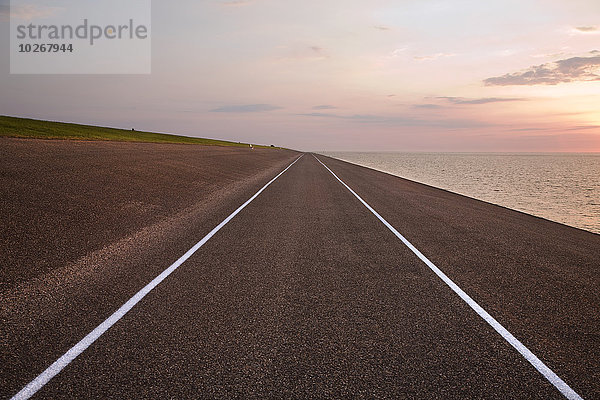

321,151,600,235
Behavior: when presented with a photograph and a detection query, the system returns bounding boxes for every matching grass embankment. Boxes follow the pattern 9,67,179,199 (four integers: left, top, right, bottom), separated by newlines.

0,115,270,147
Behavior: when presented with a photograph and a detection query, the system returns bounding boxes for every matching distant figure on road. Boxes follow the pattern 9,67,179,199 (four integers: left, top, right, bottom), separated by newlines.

249,144,254,150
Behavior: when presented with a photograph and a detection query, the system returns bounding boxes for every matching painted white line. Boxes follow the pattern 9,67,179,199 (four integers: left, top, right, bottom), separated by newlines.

11,154,304,400
313,154,583,400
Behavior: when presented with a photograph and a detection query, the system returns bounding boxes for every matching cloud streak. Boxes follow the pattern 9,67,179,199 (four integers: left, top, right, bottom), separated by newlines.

211,104,282,113
310,46,325,55
438,97,526,105
484,55,600,86
574,26,599,34
414,53,455,61
312,105,337,110
413,104,443,109
298,112,489,129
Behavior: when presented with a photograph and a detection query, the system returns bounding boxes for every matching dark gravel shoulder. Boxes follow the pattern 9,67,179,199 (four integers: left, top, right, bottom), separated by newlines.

0,137,298,290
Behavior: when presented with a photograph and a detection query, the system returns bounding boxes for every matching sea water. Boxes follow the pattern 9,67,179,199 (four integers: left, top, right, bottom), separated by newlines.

321,152,600,234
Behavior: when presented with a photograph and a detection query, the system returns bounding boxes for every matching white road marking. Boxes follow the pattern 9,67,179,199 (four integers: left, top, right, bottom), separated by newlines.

11,154,304,400
313,154,583,400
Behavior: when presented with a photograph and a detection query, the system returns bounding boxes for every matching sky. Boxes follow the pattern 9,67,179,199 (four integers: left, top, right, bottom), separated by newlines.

1,0,599,151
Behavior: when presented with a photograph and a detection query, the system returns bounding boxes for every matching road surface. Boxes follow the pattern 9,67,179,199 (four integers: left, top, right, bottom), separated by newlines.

1,140,598,398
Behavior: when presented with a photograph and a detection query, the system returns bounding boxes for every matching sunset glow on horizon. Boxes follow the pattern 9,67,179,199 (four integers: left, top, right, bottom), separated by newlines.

1,0,599,151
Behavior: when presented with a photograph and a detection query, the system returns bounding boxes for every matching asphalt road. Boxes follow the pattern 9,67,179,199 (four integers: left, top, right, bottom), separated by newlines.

1,142,599,399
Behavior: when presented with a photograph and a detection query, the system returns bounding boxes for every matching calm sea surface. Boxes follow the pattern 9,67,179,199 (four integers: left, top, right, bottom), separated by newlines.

321,152,600,234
